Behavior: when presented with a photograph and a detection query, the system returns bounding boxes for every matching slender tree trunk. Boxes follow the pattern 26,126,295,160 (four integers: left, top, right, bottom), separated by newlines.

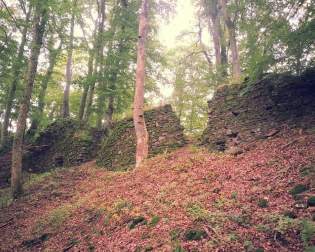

85,0,106,125
62,1,76,118
11,4,47,198
78,49,94,121
210,15,222,67
29,40,62,134
0,7,31,149
220,0,241,80
103,95,114,129
133,0,149,168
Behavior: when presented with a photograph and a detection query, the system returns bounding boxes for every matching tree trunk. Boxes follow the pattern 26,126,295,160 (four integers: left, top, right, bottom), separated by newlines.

84,0,106,124
62,1,76,118
210,15,222,67
11,4,47,198
133,0,149,168
220,0,241,80
78,49,94,121
0,6,32,150
29,40,62,134
207,0,221,68
103,95,114,129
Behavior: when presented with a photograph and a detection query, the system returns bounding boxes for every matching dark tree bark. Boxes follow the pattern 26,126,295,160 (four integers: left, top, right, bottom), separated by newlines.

0,6,32,150
62,1,76,118
78,49,94,121
11,3,47,198
133,0,149,168
29,39,62,135
220,0,241,80
207,0,221,68
84,0,106,124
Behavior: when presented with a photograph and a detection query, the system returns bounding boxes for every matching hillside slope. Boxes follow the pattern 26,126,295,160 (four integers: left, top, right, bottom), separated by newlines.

0,130,315,252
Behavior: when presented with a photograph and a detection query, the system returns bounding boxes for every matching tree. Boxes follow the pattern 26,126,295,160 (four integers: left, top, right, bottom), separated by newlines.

133,0,149,168
220,0,241,80
29,37,63,135
11,1,48,197
62,0,77,118
0,4,32,150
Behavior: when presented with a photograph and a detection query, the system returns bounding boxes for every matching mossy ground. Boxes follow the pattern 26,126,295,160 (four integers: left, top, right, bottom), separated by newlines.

0,131,315,251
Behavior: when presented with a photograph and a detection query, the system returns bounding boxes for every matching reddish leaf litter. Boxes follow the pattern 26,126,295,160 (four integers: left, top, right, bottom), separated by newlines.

1,130,315,252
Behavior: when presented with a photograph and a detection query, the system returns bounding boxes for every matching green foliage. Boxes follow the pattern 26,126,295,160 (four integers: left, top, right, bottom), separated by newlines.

289,184,308,196
257,198,268,208
183,229,207,241
186,202,227,227
128,216,147,229
0,188,13,209
34,204,74,233
307,197,315,207
149,215,161,227
300,220,315,247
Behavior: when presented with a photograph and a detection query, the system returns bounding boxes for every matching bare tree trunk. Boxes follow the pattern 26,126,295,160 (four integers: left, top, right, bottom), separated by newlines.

62,1,76,118
78,49,94,121
0,6,31,150
133,0,149,168
210,15,222,67
85,0,106,125
220,0,241,80
11,4,47,198
103,95,114,129
29,40,62,134
206,0,221,68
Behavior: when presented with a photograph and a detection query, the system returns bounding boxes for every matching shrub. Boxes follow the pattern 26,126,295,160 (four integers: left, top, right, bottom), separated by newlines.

289,184,308,196
128,216,147,229
257,199,268,208
184,229,207,241
301,220,315,247
149,216,160,227
307,196,315,207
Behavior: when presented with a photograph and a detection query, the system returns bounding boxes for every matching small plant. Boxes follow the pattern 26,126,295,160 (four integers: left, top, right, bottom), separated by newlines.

231,191,238,200
113,198,132,213
183,229,207,241
227,233,239,241
300,220,315,248
170,229,182,241
128,216,147,229
289,184,308,196
257,198,268,208
283,211,297,219
173,245,185,252
186,202,227,227
0,189,13,209
300,165,315,177
229,214,251,227
255,248,264,252
307,196,315,207
149,215,160,227
244,240,254,251
34,204,74,233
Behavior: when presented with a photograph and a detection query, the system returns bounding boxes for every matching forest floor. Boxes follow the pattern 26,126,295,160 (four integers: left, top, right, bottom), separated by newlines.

1,130,315,252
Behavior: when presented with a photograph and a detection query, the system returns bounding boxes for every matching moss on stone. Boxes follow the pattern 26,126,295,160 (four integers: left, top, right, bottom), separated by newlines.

96,105,186,170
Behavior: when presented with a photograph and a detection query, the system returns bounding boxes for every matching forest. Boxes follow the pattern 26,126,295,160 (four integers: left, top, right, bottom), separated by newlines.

0,0,315,251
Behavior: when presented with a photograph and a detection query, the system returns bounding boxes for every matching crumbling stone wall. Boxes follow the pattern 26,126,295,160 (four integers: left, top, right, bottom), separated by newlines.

0,119,105,187
25,119,105,172
201,68,315,152
97,105,186,170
